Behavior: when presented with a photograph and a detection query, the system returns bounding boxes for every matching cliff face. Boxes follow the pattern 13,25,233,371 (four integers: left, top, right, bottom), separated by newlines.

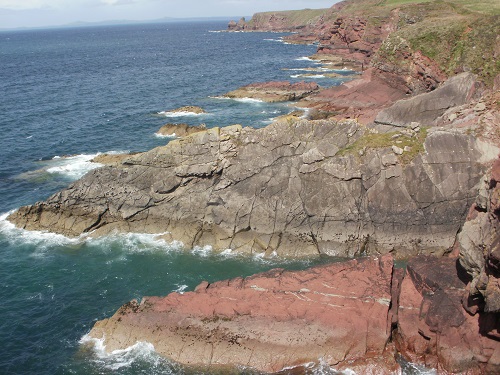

8,93,497,259
232,0,500,91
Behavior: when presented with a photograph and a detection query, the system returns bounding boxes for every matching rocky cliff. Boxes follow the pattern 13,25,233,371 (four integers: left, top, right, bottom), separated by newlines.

8,92,497,259
232,0,500,90
9,0,500,372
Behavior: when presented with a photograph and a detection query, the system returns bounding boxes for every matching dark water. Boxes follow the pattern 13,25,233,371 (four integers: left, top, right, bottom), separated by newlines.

0,21,432,374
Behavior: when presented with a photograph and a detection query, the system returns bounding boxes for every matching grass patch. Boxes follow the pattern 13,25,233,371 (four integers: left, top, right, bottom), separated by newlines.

247,8,327,28
383,0,434,6
338,128,428,165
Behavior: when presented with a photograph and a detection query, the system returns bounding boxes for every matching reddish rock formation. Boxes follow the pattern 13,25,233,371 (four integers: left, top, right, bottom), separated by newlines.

297,68,408,124
88,255,398,373
394,255,500,374
86,254,500,373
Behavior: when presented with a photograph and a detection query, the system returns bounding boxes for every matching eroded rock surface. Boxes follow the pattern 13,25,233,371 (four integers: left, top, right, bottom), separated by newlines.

458,157,500,315
395,255,500,374
156,123,206,138
87,254,500,373
87,255,397,373
375,72,482,128
8,116,492,258
223,81,320,103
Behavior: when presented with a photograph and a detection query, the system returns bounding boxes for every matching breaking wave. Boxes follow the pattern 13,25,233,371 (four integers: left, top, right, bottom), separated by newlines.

154,132,177,139
157,110,207,117
79,335,177,372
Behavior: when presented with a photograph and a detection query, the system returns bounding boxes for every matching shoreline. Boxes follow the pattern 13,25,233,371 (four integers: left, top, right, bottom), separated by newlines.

5,3,500,373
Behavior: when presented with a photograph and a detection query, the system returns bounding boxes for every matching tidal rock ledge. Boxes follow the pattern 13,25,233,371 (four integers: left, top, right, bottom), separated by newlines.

86,254,500,373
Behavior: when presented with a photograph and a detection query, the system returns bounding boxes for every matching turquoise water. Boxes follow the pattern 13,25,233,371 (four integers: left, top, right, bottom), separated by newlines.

0,21,358,374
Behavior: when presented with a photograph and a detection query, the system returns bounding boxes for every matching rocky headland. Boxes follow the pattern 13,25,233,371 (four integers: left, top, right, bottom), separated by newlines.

10,0,500,373
223,81,320,103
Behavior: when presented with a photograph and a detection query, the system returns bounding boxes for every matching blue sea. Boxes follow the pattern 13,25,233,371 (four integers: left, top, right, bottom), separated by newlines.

0,21,432,375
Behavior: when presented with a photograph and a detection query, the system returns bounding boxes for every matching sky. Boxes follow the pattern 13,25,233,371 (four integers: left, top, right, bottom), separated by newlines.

0,0,338,29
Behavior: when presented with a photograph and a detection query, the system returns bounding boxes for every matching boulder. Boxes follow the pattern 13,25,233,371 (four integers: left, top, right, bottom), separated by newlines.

86,255,397,373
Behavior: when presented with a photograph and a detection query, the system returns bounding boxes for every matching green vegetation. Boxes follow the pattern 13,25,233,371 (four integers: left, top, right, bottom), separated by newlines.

338,128,428,165
247,8,327,28
372,0,500,86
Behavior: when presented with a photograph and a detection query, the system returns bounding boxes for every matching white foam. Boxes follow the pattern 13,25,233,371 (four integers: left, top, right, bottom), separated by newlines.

157,110,206,117
154,132,177,139
174,284,188,294
209,95,264,103
191,244,213,257
45,154,103,179
232,97,265,103
80,334,162,371
87,232,184,254
0,213,183,255
295,56,314,61
291,74,326,79
0,211,84,253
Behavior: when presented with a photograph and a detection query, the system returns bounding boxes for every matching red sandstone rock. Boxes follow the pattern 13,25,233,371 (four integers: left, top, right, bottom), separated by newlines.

395,255,500,374
297,68,408,124
87,255,397,373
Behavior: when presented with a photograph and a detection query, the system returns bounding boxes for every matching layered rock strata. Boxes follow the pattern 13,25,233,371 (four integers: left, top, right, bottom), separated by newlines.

8,115,493,258
86,254,500,374
156,123,206,138
88,255,397,373
223,81,319,103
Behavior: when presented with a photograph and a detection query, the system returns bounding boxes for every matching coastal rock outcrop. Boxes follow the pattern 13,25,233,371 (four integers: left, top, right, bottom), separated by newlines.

160,106,206,115
87,255,397,373
86,254,500,373
374,72,482,128
8,113,493,258
395,255,499,374
156,123,206,138
223,81,319,103
298,67,408,123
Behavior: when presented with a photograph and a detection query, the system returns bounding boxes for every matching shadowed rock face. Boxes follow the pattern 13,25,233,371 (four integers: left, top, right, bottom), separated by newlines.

395,255,500,374
8,117,491,258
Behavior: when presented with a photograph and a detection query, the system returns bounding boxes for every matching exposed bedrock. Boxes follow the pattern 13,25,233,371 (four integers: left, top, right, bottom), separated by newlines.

86,254,500,373
458,157,500,315
223,81,320,103
88,255,398,373
375,72,483,128
8,114,494,258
